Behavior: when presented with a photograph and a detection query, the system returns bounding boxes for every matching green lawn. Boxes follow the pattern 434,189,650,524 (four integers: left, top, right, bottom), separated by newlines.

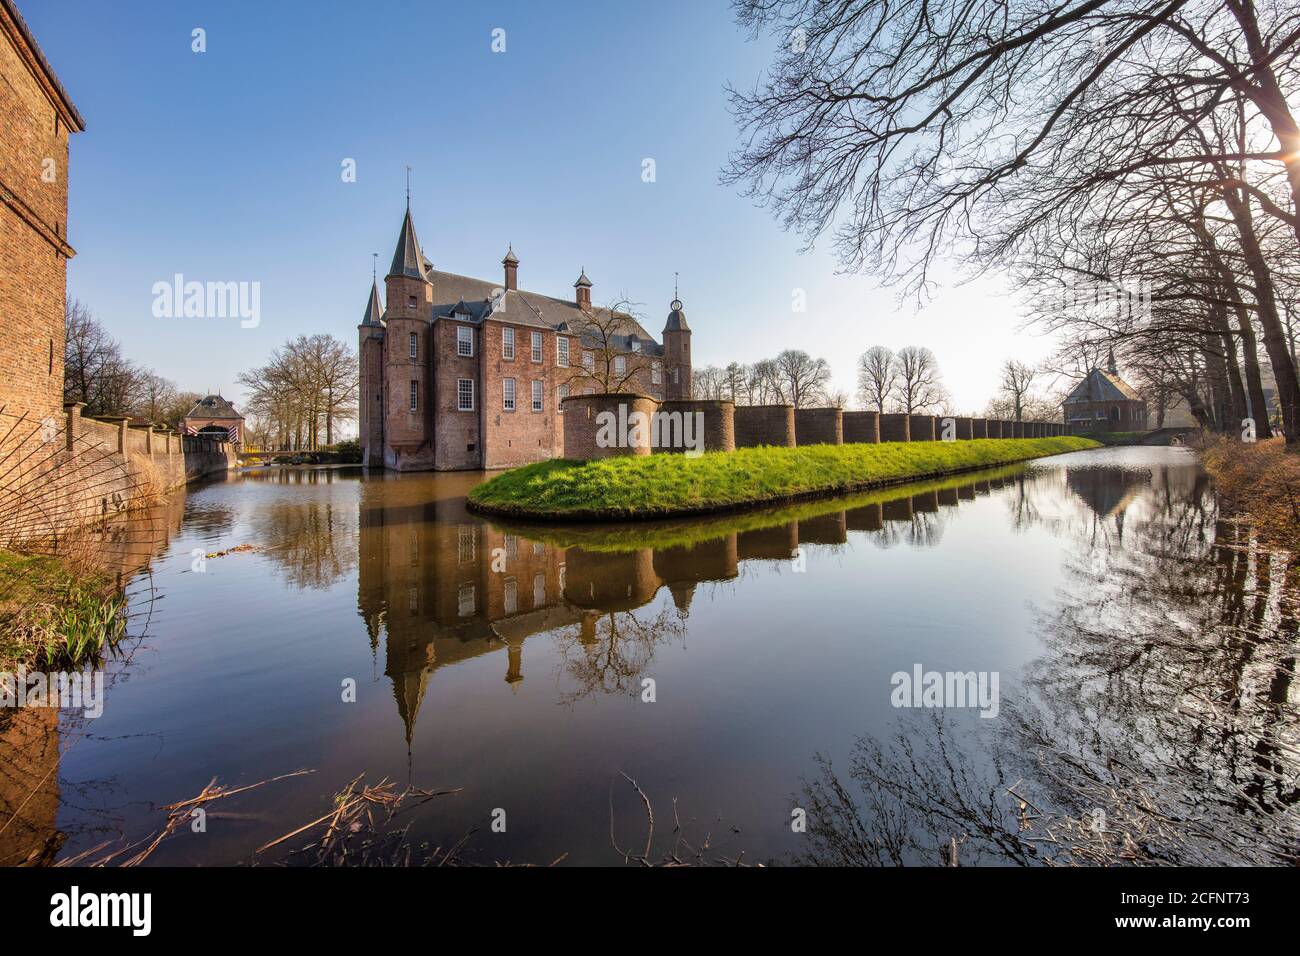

468,436,1100,521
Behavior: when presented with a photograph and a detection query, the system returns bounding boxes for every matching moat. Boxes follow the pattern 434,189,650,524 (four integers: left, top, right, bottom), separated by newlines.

2,446,1297,865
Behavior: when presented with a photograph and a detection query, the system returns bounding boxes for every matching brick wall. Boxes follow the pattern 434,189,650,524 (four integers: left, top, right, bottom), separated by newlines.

734,405,795,448
842,410,880,443
795,407,843,445
561,393,657,458
0,2,81,428
655,399,734,453
879,413,910,442
908,415,936,441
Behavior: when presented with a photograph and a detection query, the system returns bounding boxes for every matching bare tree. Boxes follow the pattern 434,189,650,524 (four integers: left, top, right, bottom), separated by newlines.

894,346,944,413
998,360,1038,423
562,297,658,395
856,346,897,412
774,349,832,407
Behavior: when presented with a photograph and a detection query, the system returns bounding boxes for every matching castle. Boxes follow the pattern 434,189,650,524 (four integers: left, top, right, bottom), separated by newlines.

357,206,693,471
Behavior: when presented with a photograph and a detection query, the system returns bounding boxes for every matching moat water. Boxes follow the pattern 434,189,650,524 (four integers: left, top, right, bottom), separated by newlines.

2,446,1297,865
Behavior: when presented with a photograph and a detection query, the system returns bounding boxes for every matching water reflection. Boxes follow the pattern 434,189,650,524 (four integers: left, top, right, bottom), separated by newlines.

797,449,1300,866
7,449,1294,866
0,492,184,866
353,468,1022,738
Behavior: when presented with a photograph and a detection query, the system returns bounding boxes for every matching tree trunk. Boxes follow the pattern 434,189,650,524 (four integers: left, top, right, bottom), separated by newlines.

1223,186,1300,441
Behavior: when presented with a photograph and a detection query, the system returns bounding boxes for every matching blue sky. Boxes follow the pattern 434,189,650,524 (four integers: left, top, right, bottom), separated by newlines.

28,0,1057,414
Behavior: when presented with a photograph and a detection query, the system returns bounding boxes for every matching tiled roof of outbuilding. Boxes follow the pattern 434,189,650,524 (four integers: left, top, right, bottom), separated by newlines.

185,395,244,420
1063,368,1142,404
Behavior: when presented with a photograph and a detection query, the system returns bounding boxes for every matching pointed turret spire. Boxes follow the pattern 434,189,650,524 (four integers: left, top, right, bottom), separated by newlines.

388,206,429,281
361,280,384,327
502,244,519,290
574,267,593,309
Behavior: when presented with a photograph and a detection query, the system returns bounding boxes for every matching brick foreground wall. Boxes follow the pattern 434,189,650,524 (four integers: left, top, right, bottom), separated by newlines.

655,399,735,454
794,407,843,446
879,413,910,442
842,410,880,443
561,393,657,458
734,405,796,448
909,415,937,441
0,404,236,548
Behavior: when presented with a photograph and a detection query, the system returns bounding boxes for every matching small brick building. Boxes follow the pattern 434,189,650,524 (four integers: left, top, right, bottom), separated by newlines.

1062,352,1148,432
183,394,244,446
0,0,84,426
358,207,693,471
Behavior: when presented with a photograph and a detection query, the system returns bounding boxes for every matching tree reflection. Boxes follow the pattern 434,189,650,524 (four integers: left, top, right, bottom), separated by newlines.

797,456,1300,866
554,608,686,705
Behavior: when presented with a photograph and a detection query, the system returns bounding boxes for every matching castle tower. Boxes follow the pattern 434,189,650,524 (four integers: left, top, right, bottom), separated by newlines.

383,206,433,459
662,297,692,400
357,280,386,467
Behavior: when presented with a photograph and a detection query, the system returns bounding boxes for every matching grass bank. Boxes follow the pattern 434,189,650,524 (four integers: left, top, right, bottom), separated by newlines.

468,436,1099,521
1203,437,1300,552
0,548,126,670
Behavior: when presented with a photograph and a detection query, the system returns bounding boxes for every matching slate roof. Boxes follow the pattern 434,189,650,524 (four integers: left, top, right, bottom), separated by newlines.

361,280,383,327
421,268,664,356
1063,368,1142,404
185,395,244,420
664,298,689,332
388,207,428,280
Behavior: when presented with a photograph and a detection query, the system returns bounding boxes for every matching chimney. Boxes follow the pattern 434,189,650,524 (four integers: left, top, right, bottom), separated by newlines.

502,245,519,291
574,267,592,310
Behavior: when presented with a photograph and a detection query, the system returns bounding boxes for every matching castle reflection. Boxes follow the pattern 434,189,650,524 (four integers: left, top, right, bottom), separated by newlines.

354,468,1028,739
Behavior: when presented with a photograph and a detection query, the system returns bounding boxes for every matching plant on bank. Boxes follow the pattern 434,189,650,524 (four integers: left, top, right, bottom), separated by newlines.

469,436,1098,519
0,549,128,669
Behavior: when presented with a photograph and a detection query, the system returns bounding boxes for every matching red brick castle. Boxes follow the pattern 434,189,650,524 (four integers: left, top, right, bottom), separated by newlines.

357,206,692,471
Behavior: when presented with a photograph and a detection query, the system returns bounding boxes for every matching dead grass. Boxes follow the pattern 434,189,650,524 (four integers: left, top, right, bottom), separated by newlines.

1203,437,1300,551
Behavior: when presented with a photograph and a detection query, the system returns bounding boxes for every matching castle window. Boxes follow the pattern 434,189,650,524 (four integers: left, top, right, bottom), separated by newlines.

408,332,417,359
672,368,680,384
457,584,476,618
531,380,543,412
457,379,474,411
458,525,476,564
651,361,662,385
533,573,545,607
408,295,417,308
583,351,594,370
531,331,543,363
502,327,515,360
457,326,473,357
409,380,418,411
503,377,516,411
557,384,569,412
503,577,518,614
614,355,626,376
557,337,569,367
